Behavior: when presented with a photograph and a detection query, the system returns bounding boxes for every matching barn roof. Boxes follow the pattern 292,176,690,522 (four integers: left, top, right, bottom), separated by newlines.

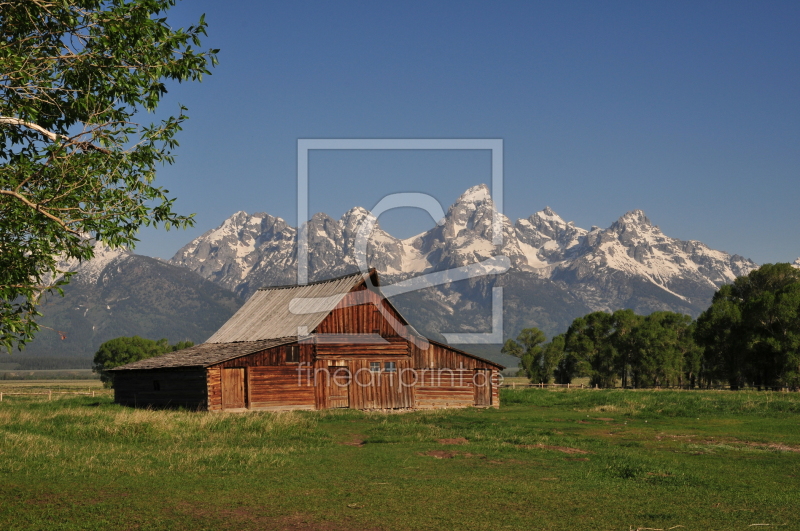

206,270,377,343
108,338,296,370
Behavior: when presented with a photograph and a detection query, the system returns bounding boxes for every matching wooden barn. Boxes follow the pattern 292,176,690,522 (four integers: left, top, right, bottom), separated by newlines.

110,269,503,411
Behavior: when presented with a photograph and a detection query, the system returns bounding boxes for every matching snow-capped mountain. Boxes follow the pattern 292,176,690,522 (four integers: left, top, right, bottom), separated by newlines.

44,240,131,287
169,184,758,338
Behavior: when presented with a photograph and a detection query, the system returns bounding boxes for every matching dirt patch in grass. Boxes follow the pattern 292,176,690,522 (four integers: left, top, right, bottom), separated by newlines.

595,417,614,421
565,457,590,461
422,450,457,459
437,438,469,445
488,458,526,465
744,441,800,453
649,433,800,453
518,444,591,455
341,435,365,447
420,450,485,459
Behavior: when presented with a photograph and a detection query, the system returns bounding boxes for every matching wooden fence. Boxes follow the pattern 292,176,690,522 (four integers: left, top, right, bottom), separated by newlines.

501,382,584,389
0,389,112,401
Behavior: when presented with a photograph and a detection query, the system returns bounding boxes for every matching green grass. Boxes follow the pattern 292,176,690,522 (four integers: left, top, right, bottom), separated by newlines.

0,389,798,530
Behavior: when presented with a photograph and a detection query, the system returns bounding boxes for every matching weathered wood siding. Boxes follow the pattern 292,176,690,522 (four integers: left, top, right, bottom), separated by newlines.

207,366,222,411
315,336,409,358
314,285,408,337
249,366,315,410
114,368,207,409
310,358,414,410
410,342,501,408
411,341,498,370
222,367,246,409
349,358,414,409
208,342,315,411
413,368,474,409
215,342,313,368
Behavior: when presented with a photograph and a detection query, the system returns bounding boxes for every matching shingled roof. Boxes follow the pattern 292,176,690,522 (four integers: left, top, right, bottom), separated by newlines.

109,338,296,371
206,270,377,343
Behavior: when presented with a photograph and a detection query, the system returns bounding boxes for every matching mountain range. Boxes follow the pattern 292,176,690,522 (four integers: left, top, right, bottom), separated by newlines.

170,184,757,333
23,183,767,364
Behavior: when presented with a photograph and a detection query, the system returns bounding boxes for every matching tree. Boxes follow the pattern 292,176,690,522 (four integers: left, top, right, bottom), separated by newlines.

695,284,745,388
516,327,547,382
629,312,690,388
609,309,641,388
565,311,617,387
93,335,193,386
697,263,800,390
0,1,218,351
503,328,548,381
537,334,565,384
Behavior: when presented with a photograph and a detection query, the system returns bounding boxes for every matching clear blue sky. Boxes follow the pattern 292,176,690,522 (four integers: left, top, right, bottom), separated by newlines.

136,1,800,264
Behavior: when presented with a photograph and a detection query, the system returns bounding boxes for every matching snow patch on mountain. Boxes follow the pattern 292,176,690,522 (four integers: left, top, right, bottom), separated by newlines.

50,241,130,285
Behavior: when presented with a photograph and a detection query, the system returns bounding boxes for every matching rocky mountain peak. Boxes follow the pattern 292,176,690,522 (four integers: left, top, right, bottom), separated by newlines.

339,206,379,233
617,209,652,227
51,240,130,286
538,206,564,222
455,183,492,206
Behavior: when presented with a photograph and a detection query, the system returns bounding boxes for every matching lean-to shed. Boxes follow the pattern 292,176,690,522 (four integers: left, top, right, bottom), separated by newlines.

111,270,503,411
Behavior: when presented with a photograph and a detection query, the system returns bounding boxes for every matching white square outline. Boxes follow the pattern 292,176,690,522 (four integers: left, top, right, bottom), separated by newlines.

296,138,504,344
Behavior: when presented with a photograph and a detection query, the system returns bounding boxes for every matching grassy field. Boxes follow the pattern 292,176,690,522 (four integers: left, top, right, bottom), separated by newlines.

0,389,798,531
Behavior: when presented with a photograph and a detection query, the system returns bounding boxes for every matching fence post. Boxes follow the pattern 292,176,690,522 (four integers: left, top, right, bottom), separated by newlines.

48,390,52,401
567,383,570,389
92,391,95,397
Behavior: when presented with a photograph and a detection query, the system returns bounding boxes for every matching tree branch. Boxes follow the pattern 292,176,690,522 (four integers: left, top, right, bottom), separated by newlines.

0,116,59,141
0,189,79,234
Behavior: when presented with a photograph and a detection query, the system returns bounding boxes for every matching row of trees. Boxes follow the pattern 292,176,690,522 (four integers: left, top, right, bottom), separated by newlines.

505,263,800,390
93,336,193,387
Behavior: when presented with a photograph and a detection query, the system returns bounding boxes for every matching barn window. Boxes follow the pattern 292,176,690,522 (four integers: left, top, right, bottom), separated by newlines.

286,345,300,363
153,380,160,391
369,362,381,373
384,362,397,373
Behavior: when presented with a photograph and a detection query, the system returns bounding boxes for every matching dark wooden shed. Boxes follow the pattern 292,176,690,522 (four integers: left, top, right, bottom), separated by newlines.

111,270,503,411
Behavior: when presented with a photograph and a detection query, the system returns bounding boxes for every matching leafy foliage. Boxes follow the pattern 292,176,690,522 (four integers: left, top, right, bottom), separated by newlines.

696,263,800,389
503,327,549,381
93,335,193,386
516,263,800,389
0,1,218,351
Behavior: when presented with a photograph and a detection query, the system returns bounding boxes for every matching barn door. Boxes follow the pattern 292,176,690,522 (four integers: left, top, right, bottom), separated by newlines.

474,369,492,407
327,364,351,408
222,368,247,409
